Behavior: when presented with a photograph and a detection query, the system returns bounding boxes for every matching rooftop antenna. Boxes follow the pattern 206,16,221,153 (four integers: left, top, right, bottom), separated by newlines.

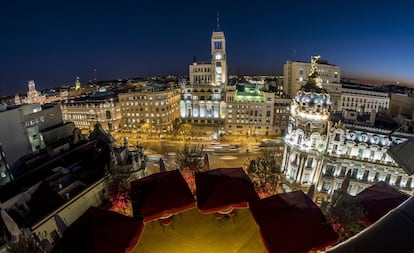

216,11,220,32
93,68,97,84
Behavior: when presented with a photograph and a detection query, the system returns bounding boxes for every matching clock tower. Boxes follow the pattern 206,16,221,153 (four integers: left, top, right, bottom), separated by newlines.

282,56,331,189
180,19,227,125
211,30,227,88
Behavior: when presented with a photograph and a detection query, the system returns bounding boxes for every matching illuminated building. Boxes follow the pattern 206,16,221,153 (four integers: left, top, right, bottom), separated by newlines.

283,60,340,99
320,122,414,198
61,87,121,133
22,80,68,105
23,80,46,105
180,27,227,124
0,103,69,176
323,82,342,112
75,76,81,90
283,56,331,187
387,93,414,130
119,85,181,135
273,97,291,136
282,56,414,200
224,82,289,136
339,84,390,113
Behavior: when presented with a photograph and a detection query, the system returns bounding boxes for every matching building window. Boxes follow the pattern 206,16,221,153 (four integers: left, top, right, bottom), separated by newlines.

297,135,302,145
322,181,331,192
105,110,111,119
306,158,313,168
395,176,402,186
385,174,391,183
406,178,413,188
214,41,222,50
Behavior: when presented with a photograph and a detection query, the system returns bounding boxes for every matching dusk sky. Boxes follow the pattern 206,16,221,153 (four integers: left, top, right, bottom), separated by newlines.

1,0,414,95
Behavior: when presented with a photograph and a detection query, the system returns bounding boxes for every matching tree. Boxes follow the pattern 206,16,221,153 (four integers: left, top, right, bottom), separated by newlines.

176,142,206,194
322,191,366,242
6,234,46,253
176,142,206,173
245,149,285,198
106,167,132,216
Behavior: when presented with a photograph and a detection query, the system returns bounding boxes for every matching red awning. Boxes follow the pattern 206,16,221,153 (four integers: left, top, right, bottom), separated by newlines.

195,168,258,213
130,169,196,222
356,181,409,225
250,191,338,253
53,207,144,253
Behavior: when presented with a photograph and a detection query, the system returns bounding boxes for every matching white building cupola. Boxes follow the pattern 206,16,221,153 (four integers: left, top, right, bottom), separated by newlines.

292,55,331,123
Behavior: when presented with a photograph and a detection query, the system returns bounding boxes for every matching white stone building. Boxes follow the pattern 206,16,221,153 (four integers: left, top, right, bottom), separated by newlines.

61,87,121,133
119,85,181,135
339,84,390,113
0,103,66,177
282,56,414,201
283,60,340,99
180,29,227,124
224,83,276,136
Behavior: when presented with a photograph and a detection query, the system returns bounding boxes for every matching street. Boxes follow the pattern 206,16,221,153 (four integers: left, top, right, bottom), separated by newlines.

111,131,283,175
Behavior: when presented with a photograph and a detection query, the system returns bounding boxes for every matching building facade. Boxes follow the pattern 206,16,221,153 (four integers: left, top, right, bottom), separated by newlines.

274,97,291,136
319,123,413,198
283,60,341,98
339,84,390,113
61,87,121,133
323,82,342,113
282,56,414,200
0,103,67,177
388,93,414,130
23,80,46,105
224,83,276,136
180,30,227,124
119,85,181,136
0,143,13,185
282,56,331,188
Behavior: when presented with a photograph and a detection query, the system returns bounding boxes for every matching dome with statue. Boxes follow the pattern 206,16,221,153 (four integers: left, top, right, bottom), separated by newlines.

294,56,330,115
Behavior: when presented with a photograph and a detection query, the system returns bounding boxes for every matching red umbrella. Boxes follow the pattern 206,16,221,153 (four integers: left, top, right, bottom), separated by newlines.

250,191,338,253
356,181,409,225
195,168,259,213
130,169,196,222
52,207,144,253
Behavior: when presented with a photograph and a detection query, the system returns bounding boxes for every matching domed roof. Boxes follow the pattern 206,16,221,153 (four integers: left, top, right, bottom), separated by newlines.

295,76,330,106
293,56,331,114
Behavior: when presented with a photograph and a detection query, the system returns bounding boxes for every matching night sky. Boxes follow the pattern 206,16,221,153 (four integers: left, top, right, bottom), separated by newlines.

1,0,414,95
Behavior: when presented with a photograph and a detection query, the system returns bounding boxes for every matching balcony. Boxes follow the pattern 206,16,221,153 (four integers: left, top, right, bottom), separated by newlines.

322,173,335,179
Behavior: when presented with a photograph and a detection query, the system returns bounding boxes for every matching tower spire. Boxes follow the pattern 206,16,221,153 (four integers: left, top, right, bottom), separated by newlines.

216,11,220,32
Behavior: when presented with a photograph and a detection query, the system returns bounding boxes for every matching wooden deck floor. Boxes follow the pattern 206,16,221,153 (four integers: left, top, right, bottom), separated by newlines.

132,208,266,253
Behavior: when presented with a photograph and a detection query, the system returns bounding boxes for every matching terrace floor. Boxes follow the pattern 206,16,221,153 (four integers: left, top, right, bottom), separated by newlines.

132,208,266,253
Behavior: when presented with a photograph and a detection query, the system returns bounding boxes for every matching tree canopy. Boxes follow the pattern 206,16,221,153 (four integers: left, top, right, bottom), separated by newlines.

322,191,366,242
176,142,206,172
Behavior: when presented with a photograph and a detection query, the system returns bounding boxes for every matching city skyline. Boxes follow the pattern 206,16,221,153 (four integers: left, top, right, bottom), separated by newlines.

1,0,414,95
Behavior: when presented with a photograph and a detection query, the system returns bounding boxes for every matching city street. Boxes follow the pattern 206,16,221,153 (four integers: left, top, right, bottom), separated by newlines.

141,140,257,175
111,131,283,175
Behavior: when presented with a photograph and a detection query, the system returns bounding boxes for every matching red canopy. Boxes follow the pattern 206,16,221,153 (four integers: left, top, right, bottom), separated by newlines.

53,207,144,253
130,169,196,222
250,191,338,253
356,181,409,225
195,168,259,213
